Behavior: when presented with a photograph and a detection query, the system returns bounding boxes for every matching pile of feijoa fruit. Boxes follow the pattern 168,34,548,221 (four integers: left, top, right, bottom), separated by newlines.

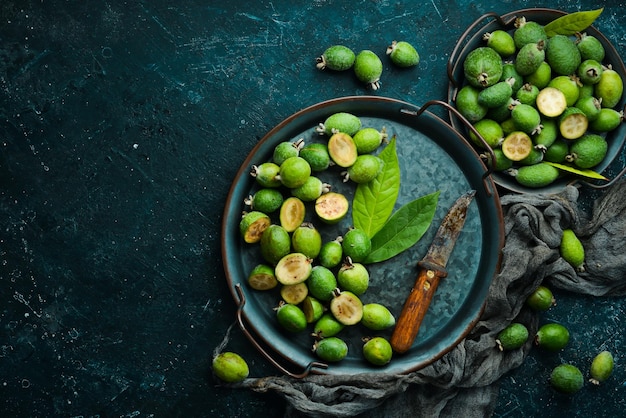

239,112,396,367
455,14,624,189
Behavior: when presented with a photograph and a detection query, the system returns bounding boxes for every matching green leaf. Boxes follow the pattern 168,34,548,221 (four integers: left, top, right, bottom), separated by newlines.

543,8,604,37
363,190,440,264
545,161,608,180
352,136,401,237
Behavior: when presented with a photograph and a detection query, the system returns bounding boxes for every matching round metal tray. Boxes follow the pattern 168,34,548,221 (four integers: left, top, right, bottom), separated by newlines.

447,8,626,194
221,96,504,376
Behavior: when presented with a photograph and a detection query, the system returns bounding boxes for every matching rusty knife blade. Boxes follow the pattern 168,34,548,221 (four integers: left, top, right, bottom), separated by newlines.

390,189,476,354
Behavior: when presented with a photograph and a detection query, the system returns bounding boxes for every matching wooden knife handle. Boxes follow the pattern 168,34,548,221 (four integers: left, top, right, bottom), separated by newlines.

390,265,447,354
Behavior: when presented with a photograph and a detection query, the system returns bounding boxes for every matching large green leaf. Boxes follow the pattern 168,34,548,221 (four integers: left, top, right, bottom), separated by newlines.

543,8,604,37
352,137,400,237
363,190,440,264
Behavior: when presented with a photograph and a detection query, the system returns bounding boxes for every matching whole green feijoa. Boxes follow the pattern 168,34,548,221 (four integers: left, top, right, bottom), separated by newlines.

567,133,608,169
576,32,605,62
595,67,624,109
291,176,330,202
514,40,546,76
363,337,393,366
561,229,585,271
518,147,544,166
469,118,504,149
483,30,516,57
386,40,419,67
278,156,311,188
361,303,396,330
318,112,362,136
250,162,281,188
316,45,356,71
292,222,323,259
533,118,558,150
337,259,370,296
496,322,529,351
313,336,348,362
550,364,584,394
577,59,603,85
491,148,513,172
590,350,614,385
455,84,488,123
260,224,291,265
535,323,569,351
273,139,303,165
353,127,387,154
516,83,540,106
299,143,331,172
463,46,503,88
354,50,384,90
546,35,581,76
276,303,307,333
212,352,249,383
515,162,560,188
500,63,524,92
525,61,552,89
307,265,338,302
478,79,515,108
345,154,383,184
313,312,345,338
589,108,625,132
513,17,547,49
575,96,602,123
318,238,343,269
544,139,569,163
525,285,555,312
245,188,284,214
341,228,372,262
511,103,542,135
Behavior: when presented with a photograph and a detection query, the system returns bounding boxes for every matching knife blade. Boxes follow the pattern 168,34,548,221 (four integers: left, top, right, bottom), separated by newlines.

390,190,476,354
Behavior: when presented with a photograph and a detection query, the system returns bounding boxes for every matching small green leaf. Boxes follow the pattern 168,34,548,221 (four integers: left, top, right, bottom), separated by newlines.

363,190,440,264
545,161,608,180
543,8,604,37
353,136,401,237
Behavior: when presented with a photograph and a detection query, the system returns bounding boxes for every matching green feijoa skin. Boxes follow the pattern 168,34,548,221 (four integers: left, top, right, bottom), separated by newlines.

470,118,504,149
301,296,325,324
544,139,569,163
291,176,330,202
276,303,308,333
341,228,372,262
487,97,517,123
516,83,540,106
250,162,281,188
500,117,517,136
245,188,284,214
354,50,384,90
525,61,552,89
292,222,323,259
313,312,345,338
525,285,556,311
578,83,595,100
590,350,614,385
595,67,624,108
386,40,420,67
317,112,362,137
239,211,271,244
577,59,603,85
328,132,358,168
318,239,343,269
353,127,387,154
518,146,544,166
535,323,570,351
511,103,542,135
337,260,370,296
560,229,585,271
455,84,488,123
363,337,393,366
330,289,364,325
463,46,503,88
513,17,547,49
576,32,605,62
361,303,396,330
273,139,304,165
344,154,383,184
300,143,331,172
514,40,546,76
575,96,602,122
550,364,584,394
212,352,249,383
590,108,625,132
496,322,529,351
567,133,608,169
483,30,516,57
500,63,524,92
278,156,311,188
514,162,560,188
316,45,356,71
259,224,291,265
478,78,515,108
546,35,582,76
307,265,338,302
533,118,558,150
491,148,514,172
313,336,348,362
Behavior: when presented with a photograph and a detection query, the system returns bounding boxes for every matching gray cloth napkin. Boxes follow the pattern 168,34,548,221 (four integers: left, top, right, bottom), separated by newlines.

235,179,626,417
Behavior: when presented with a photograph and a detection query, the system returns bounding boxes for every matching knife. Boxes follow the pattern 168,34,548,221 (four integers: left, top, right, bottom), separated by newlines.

390,190,476,354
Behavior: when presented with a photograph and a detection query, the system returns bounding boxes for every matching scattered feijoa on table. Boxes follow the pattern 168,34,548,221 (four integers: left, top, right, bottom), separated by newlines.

525,285,556,312
354,50,384,90
386,40,420,67
496,322,529,351
212,352,250,383
535,323,570,351
589,350,614,385
316,45,356,71
550,363,584,394
560,229,585,271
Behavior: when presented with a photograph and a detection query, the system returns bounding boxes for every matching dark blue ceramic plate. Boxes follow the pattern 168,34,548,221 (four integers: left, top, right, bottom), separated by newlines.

221,96,504,376
447,8,626,194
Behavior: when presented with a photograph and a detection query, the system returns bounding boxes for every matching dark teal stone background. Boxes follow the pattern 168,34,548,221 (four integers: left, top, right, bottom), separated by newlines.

1,1,624,417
